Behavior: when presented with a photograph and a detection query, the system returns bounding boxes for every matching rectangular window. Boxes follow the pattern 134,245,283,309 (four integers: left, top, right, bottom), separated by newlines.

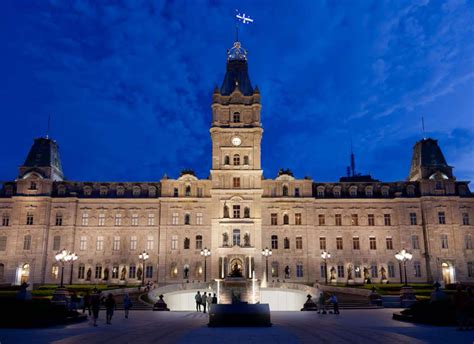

197,187,203,197
80,236,87,251
95,265,102,279
337,265,344,278
320,264,326,278
368,214,375,226
0,236,7,251
113,236,120,251
354,265,361,278
26,212,34,225
412,235,420,249
233,177,240,188
414,262,422,277
148,213,155,226
196,235,203,249
371,265,378,278
233,205,240,218
271,213,277,225
462,213,470,226
441,234,448,249
318,214,325,226
336,237,343,250
335,214,342,226
410,212,417,225
1,214,9,226
173,188,179,197
131,214,139,226
55,214,63,226
386,237,393,250
81,212,88,226
438,211,446,225
351,214,359,226
296,264,303,278
196,213,203,225
465,235,473,250
98,213,105,226
320,237,326,250
172,213,179,225
115,213,122,226
129,265,137,279
96,236,104,251
296,236,303,249
384,214,391,226
53,235,61,251
130,236,137,251
388,264,395,278
146,265,153,278
23,235,31,250
271,235,278,249
171,235,178,250
352,237,360,250
295,213,302,225
147,236,154,250
294,188,300,197
369,237,377,250
78,265,85,279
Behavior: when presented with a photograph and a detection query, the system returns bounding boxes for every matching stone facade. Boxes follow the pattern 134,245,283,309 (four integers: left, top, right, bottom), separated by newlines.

0,40,473,287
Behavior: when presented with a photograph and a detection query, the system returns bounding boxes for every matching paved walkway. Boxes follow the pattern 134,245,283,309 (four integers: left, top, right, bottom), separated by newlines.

0,309,473,344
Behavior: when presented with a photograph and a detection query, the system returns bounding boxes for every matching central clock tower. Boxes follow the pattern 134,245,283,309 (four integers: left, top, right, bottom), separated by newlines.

209,40,264,280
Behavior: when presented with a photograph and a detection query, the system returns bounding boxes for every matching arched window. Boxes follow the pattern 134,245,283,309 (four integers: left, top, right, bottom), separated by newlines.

284,237,290,249
116,186,125,196
283,214,289,225
51,264,59,279
243,156,249,165
271,235,278,249
184,237,190,249
233,112,240,123
170,263,178,278
233,229,241,246
244,207,250,218
132,186,141,197
296,262,304,278
387,262,395,278
77,264,85,279
30,181,37,190
185,185,191,196
271,261,279,278
173,187,179,197
195,262,203,278
282,185,289,197
224,156,230,165
233,154,240,165
112,265,119,279
184,214,190,225
195,235,203,249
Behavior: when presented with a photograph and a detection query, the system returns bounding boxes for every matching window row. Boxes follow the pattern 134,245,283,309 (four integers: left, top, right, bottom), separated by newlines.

320,262,422,279
78,185,157,197
72,264,153,280
224,154,250,166
80,212,156,227
319,236,395,251
78,236,155,252
171,235,206,250
270,213,302,225
270,235,304,250
270,262,305,278
270,185,301,197
171,212,204,225
315,185,394,198
173,186,204,197
223,205,251,219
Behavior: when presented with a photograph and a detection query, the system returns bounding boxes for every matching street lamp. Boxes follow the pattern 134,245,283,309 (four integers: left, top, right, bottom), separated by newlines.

200,247,211,282
55,249,78,288
321,251,331,285
395,249,413,286
261,247,272,283
138,250,150,287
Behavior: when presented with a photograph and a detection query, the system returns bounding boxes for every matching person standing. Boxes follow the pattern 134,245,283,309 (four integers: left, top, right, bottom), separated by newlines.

105,293,116,325
90,288,101,327
195,291,202,312
212,293,217,304
207,292,213,312
123,293,133,319
202,292,208,313
330,294,339,314
318,293,326,314
83,291,92,316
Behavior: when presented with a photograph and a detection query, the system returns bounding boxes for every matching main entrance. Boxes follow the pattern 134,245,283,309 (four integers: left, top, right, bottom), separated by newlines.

441,262,455,284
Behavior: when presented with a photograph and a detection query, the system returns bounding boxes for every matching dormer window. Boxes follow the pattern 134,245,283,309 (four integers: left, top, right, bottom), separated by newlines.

365,186,373,197
132,186,141,197
83,186,92,196
282,185,289,197
333,186,341,198
407,185,416,196
100,186,108,196
29,181,37,190
233,112,240,123
295,187,300,197
148,186,157,198
349,186,357,197
381,186,390,197
116,186,125,197
317,186,325,198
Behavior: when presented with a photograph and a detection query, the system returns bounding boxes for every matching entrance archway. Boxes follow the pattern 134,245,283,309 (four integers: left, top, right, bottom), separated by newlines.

441,262,454,284
20,263,30,284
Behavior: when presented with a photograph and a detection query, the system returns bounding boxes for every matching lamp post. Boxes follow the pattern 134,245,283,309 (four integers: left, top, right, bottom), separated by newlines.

261,247,272,283
55,249,78,288
321,251,331,285
138,250,149,287
200,247,211,282
395,249,413,286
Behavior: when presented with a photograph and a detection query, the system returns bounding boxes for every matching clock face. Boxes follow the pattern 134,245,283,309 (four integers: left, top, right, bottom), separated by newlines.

231,137,241,146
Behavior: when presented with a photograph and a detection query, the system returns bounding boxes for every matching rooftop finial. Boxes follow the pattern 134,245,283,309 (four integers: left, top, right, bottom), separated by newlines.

227,10,254,61
421,115,426,140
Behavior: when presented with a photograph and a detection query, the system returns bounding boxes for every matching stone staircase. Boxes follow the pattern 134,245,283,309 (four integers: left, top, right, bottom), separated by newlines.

329,292,381,309
99,292,153,311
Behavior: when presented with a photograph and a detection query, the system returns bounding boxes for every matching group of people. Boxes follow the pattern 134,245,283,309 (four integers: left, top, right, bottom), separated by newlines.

195,291,217,313
82,289,133,326
317,293,339,315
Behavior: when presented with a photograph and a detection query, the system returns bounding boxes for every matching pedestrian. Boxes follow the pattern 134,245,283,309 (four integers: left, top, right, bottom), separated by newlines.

105,293,116,325
123,293,133,319
202,292,208,313
330,294,339,314
318,292,326,314
83,291,92,316
90,288,101,327
195,291,202,312
207,292,213,312
212,293,217,304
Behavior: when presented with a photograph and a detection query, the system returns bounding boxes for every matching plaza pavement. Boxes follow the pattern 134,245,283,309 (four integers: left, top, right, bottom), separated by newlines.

0,309,473,344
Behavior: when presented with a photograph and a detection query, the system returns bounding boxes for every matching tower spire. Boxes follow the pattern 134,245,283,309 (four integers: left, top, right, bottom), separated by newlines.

350,138,356,177
421,115,426,140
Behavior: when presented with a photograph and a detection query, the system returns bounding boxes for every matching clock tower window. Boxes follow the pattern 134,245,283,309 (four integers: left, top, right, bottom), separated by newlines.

233,155,240,165
243,156,249,165
233,112,240,123
233,177,241,188
224,156,230,165
233,205,241,218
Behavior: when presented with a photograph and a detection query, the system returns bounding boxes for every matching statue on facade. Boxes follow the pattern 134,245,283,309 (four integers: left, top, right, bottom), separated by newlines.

120,267,127,280
184,266,189,279
363,267,371,284
347,265,353,280
223,205,229,218
222,232,229,246
243,233,250,247
103,268,109,281
380,267,387,281
86,268,92,281
284,265,290,278
137,267,143,281
330,267,336,281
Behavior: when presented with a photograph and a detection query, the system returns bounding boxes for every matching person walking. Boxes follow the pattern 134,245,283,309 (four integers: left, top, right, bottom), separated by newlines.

330,294,339,314
90,288,101,327
83,291,92,316
207,292,213,312
105,293,116,325
123,293,133,319
202,292,208,313
195,291,202,312
317,292,327,314
212,293,217,304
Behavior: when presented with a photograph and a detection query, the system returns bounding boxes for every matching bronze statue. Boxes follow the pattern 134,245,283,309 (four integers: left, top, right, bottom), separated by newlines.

120,267,126,280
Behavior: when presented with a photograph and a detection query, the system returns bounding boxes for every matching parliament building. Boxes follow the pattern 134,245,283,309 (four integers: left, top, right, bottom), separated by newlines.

0,40,473,287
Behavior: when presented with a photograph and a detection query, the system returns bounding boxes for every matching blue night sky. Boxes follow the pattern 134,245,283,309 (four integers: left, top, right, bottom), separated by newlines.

1,0,473,183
